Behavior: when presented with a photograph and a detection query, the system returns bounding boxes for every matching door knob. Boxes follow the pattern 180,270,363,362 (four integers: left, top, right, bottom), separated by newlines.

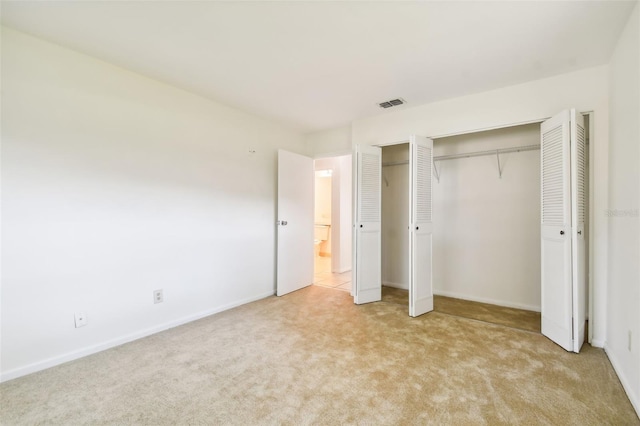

578,230,582,235
416,226,419,230
360,224,363,228
560,230,565,235
278,220,288,226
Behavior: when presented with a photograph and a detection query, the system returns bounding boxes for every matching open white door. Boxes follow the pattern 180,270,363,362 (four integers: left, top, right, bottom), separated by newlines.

353,145,382,304
540,109,586,353
276,150,314,296
409,135,434,317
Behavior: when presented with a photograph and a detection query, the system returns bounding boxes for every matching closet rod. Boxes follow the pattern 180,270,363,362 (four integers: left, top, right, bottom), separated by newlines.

382,160,408,167
381,144,540,168
435,144,540,162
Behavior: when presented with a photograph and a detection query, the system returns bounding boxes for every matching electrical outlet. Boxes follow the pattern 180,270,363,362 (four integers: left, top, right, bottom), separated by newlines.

153,289,163,304
74,312,88,328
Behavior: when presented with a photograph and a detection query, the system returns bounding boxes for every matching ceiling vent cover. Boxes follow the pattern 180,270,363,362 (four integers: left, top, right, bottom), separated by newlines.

378,98,406,109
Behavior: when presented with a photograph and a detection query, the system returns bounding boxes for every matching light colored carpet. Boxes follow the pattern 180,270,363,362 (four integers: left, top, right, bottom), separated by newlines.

1,285,637,425
434,295,541,333
382,287,541,333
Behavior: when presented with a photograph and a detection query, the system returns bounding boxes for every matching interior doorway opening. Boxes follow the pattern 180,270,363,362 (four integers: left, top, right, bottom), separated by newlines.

432,123,544,319
312,154,353,292
381,143,410,293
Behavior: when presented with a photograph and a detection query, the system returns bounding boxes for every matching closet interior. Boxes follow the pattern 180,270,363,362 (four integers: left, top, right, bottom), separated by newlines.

378,119,589,330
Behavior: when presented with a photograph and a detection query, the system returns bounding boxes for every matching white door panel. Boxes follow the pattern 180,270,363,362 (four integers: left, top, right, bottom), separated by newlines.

277,150,314,296
540,109,586,353
354,145,382,304
356,222,381,303
409,135,434,317
541,225,573,349
541,110,573,351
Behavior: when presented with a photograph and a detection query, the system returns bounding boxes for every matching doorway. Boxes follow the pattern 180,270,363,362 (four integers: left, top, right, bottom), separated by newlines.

381,144,410,292
432,123,543,315
312,154,353,292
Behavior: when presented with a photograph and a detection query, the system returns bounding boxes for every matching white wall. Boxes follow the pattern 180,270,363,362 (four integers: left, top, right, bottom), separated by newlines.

314,174,332,225
350,65,610,344
433,124,541,310
0,28,306,381
306,125,352,157
381,144,410,289
606,2,640,415
337,155,352,273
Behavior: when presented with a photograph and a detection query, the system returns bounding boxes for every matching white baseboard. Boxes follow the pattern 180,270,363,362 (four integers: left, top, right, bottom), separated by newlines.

433,290,541,312
382,281,408,290
604,343,640,418
0,291,274,383
591,339,605,348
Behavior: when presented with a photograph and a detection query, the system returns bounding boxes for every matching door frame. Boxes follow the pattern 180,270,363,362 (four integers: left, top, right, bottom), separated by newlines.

314,152,354,275
359,111,594,342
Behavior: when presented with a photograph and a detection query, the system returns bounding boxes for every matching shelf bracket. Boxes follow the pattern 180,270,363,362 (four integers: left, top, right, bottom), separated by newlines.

496,150,504,179
433,160,441,183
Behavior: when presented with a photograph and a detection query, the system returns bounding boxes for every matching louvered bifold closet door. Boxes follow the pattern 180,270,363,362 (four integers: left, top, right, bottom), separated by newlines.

570,110,587,353
354,145,382,304
409,135,434,317
540,110,574,352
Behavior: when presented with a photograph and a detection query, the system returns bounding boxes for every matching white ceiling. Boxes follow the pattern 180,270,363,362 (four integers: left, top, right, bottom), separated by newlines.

1,1,636,133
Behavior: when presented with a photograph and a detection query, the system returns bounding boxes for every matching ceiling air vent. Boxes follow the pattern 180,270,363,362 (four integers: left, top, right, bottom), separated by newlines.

378,98,406,109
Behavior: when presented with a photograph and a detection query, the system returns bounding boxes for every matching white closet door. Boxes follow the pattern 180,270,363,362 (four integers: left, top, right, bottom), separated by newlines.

354,145,382,304
541,110,585,352
276,150,314,296
409,135,434,317
570,110,587,352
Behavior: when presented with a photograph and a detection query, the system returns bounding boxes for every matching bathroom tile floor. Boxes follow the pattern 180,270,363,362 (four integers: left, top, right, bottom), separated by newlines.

314,256,352,292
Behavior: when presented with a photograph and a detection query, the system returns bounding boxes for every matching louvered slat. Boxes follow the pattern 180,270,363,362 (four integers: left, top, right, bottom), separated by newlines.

416,145,432,222
576,124,586,224
359,152,380,222
542,125,565,226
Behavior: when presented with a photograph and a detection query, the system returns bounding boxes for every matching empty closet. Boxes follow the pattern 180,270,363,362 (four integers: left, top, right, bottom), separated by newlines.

432,123,541,311
352,108,589,353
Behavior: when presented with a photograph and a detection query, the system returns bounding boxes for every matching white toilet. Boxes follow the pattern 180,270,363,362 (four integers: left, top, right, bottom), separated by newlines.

314,224,330,257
